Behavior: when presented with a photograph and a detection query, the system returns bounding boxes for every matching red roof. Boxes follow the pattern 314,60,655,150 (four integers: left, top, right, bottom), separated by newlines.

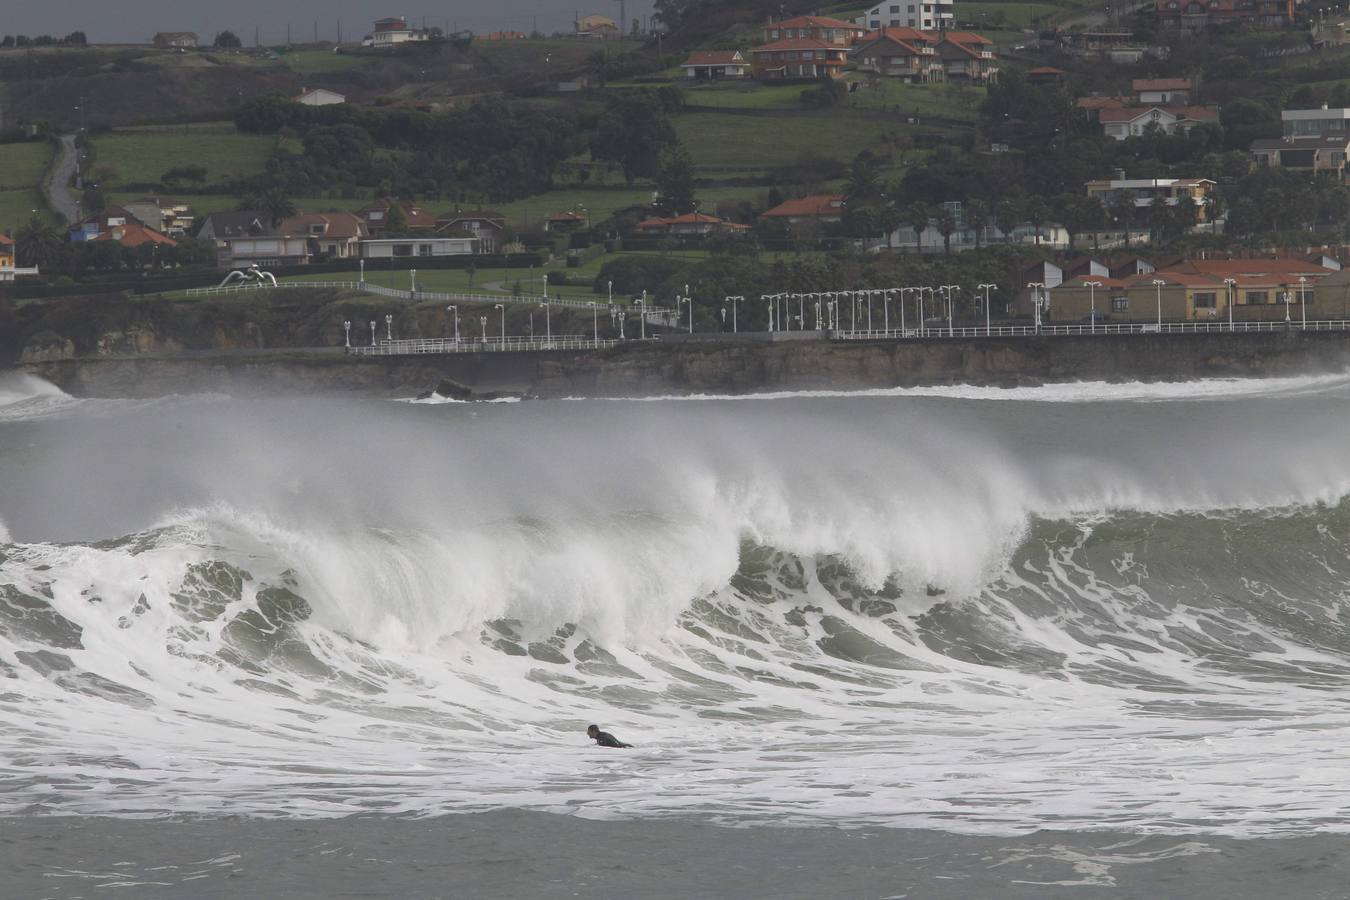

1078,96,1127,110
1133,77,1192,91
1029,66,1067,75
752,37,845,53
683,51,744,66
278,212,368,240
90,222,177,248
761,195,846,218
0,234,12,245
859,26,934,44
772,15,865,30
943,31,993,45
1097,105,1218,123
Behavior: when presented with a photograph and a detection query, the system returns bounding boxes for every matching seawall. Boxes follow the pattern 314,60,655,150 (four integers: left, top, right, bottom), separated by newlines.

21,331,1350,399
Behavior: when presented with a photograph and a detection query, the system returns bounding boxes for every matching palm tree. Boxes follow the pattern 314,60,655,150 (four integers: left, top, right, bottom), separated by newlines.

906,202,934,252
936,209,957,255
965,199,990,249
14,215,63,269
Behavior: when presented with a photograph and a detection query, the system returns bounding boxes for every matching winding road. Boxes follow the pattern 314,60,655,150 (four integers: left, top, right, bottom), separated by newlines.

43,133,81,224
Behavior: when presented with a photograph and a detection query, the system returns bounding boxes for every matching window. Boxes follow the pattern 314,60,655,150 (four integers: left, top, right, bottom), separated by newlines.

418,243,433,256
871,19,880,27
392,243,413,257
1112,297,1129,312
1192,292,1217,308
1244,290,1269,305
890,3,901,10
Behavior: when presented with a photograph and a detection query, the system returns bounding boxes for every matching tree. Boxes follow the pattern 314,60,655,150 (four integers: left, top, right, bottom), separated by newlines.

14,216,63,269
1025,197,1050,245
936,209,957,255
590,92,677,183
213,30,243,48
964,199,990,249
383,203,409,235
906,202,934,251
844,151,883,202
62,31,87,46
654,142,696,216
241,189,296,225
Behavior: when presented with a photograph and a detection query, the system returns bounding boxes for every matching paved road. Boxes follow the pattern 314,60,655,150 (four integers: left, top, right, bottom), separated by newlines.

43,133,80,224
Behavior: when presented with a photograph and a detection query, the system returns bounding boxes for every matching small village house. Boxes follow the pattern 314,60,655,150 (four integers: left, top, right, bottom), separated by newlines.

360,236,477,259
1097,105,1219,140
293,88,346,107
1133,77,1193,105
356,198,438,234
1154,0,1296,31
435,210,506,253
760,194,847,225
123,198,193,237
152,32,198,49
544,211,588,232
1085,177,1216,222
1251,134,1350,178
680,51,749,80
278,213,368,259
365,17,428,47
750,16,866,81
852,28,942,82
0,234,39,282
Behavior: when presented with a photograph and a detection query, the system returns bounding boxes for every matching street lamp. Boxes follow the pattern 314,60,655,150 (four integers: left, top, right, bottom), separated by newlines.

940,285,960,336
814,298,822,330
359,258,365,285
634,295,646,340
343,319,351,348
977,283,997,336
1282,288,1292,324
409,268,417,295
1152,278,1166,328
607,279,613,306
1299,275,1308,329
681,296,693,333
385,313,393,341
1224,277,1237,332
480,315,487,344
798,292,806,331
725,295,740,332
763,294,774,332
447,305,459,343
1083,281,1102,334
540,300,552,344
542,272,549,300
1026,283,1045,333
369,320,376,347
494,303,506,345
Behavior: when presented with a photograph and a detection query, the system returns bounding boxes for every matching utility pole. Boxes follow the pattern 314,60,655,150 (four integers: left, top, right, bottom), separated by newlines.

254,26,260,48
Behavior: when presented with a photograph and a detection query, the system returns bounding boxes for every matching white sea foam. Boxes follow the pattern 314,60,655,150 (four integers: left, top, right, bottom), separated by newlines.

4,380,1350,835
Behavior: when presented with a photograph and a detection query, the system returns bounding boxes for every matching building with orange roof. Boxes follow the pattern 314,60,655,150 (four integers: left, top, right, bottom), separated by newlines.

90,221,178,249
680,51,749,80
852,27,996,83
760,195,847,224
751,15,867,80
355,199,438,235
1085,177,1216,221
1132,77,1192,105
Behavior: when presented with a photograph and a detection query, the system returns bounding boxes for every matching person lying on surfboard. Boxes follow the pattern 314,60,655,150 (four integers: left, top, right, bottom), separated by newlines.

586,724,631,748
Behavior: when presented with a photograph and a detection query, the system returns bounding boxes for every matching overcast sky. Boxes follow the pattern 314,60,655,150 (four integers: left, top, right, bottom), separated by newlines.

7,0,656,44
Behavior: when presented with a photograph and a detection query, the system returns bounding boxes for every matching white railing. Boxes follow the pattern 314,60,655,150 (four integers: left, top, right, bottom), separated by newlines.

346,335,655,356
831,320,1350,339
183,280,676,323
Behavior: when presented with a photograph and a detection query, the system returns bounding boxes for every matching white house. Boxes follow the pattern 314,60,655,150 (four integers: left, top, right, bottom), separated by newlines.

1098,105,1219,140
360,237,478,259
219,235,311,267
856,0,953,32
680,51,750,79
364,17,428,46
293,87,346,106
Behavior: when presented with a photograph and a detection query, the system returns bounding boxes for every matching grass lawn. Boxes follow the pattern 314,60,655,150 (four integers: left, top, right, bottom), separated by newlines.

496,188,656,229
91,132,277,187
675,110,907,168
0,188,52,231
842,79,985,121
283,49,373,73
682,83,806,110
959,1,1061,27
0,142,55,191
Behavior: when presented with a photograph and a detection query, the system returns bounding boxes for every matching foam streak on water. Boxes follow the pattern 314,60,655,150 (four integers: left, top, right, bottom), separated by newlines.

4,372,1350,836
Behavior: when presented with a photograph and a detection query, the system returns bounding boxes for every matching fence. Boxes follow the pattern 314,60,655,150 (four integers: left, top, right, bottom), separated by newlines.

831,320,1350,340
346,335,654,356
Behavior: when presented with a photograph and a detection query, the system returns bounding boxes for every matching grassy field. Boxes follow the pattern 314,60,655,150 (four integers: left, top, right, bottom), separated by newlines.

91,132,277,187
0,188,51,230
674,110,905,168
283,49,373,73
0,142,55,191
843,79,985,120
682,83,806,110
959,1,1061,27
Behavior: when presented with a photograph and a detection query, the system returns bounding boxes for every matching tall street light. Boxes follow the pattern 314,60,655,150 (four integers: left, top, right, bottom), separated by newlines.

540,300,552,343
385,313,394,341
1083,280,1102,334
882,288,892,334
1224,277,1237,332
682,296,693,333
369,320,376,347
940,285,960,336
447,305,459,343
977,283,997,336
1282,287,1292,324
494,303,506,345
1151,278,1166,328
725,295,741,332
343,319,351,348
1026,283,1045,333
1299,275,1308,329
798,292,806,331
634,296,646,340
763,294,774,332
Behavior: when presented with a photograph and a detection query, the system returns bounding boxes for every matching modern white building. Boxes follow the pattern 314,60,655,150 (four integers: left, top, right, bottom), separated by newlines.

1282,106,1350,138
856,0,953,32
360,237,478,258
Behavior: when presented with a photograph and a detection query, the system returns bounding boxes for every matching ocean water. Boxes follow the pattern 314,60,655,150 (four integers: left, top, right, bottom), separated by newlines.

5,369,1350,896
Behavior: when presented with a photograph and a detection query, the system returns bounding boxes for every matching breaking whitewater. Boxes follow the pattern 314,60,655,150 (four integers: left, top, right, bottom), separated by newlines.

5,369,1350,849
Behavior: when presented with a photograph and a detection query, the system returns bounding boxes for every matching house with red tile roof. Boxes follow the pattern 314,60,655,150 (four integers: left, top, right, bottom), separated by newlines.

761,195,847,224
681,51,749,79
1154,0,1296,31
1132,77,1192,105
852,27,996,83
356,198,438,234
278,212,368,259
635,213,749,236
1096,105,1219,140
90,221,178,249
751,15,867,80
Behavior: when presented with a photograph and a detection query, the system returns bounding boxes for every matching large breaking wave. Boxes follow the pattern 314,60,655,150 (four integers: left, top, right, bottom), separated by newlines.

4,371,1350,835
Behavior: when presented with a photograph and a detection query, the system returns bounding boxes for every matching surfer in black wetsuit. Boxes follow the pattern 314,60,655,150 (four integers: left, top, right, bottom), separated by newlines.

587,724,631,748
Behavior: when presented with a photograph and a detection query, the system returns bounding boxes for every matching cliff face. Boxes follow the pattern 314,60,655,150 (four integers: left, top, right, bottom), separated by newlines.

22,332,1350,400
